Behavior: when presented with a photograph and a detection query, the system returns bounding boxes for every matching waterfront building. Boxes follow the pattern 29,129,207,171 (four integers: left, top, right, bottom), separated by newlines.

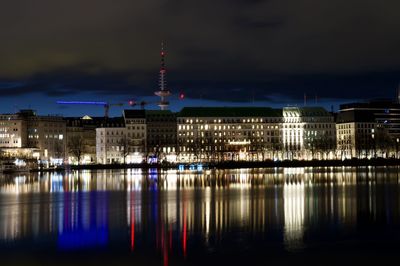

177,107,282,162
123,110,147,163
95,117,126,164
0,110,66,164
282,107,336,160
336,100,400,159
27,112,66,164
65,115,107,164
0,114,27,148
10,102,400,166
145,110,177,162
123,109,177,163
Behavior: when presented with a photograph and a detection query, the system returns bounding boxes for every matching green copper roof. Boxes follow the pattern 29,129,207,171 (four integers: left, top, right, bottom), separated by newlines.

178,107,282,117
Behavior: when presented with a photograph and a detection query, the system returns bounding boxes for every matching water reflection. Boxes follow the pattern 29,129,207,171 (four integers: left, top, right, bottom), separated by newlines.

0,167,400,263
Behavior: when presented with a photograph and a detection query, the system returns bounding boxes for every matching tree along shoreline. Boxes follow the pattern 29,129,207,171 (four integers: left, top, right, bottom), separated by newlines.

30,158,400,172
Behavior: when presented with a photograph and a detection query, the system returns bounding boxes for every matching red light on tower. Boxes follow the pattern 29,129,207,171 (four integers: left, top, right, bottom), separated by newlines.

179,92,185,100
128,99,136,106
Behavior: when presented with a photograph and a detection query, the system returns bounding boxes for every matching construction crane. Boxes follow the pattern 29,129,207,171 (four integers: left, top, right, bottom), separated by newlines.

128,99,155,110
56,101,124,118
128,91,185,110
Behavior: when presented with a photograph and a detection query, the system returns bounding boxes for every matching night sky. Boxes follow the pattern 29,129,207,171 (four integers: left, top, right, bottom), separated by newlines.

1,0,400,116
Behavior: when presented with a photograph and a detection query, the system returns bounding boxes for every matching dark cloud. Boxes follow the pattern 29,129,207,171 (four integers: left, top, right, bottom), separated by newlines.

233,16,285,30
0,0,400,107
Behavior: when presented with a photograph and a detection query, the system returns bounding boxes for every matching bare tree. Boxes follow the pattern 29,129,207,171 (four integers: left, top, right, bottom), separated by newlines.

319,137,336,159
271,142,283,161
118,135,131,164
376,128,394,158
68,135,85,165
304,132,335,160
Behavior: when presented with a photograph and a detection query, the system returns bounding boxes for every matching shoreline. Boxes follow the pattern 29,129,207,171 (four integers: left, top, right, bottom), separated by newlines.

30,158,400,172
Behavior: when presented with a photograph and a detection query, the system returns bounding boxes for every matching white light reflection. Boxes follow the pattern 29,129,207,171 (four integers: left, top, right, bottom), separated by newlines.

164,170,178,191
283,178,305,251
204,187,211,238
126,169,143,191
0,167,395,248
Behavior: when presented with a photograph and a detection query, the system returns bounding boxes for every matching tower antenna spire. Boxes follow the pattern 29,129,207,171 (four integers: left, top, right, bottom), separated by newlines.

155,41,171,110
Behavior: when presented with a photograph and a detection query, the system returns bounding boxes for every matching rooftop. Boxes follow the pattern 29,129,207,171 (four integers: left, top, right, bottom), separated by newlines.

123,109,146,119
340,100,400,110
178,107,282,117
336,110,375,123
283,106,332,117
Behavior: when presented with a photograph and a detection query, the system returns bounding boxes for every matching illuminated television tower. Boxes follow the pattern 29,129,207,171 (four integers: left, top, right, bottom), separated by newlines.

154,41,171,110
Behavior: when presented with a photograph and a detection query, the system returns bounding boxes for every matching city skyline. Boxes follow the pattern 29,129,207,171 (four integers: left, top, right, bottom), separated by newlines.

2,2,400,266
0,94,357,117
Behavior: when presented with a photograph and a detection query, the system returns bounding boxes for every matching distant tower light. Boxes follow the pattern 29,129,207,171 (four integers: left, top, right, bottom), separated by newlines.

128,99,136,106
179,91,185,100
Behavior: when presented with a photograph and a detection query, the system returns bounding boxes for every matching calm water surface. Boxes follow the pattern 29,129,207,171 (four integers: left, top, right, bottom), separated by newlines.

0,167,400,265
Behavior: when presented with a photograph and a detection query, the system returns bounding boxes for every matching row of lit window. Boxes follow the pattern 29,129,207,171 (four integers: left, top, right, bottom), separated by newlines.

0,122,18,126
182,118,266,124
0,140,18,144
302,118,333,123
180,146,225,152
179,124,280,131
182,138,263,143
284,119,301,123
45,134,64,140
0,127,18,132
283,124,333,129
338,130,352,135
179,130,265,136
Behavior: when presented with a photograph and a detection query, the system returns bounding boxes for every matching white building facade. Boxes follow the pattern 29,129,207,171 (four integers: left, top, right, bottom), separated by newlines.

95,117,127,164
282,107,336,160
96,127,127,164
